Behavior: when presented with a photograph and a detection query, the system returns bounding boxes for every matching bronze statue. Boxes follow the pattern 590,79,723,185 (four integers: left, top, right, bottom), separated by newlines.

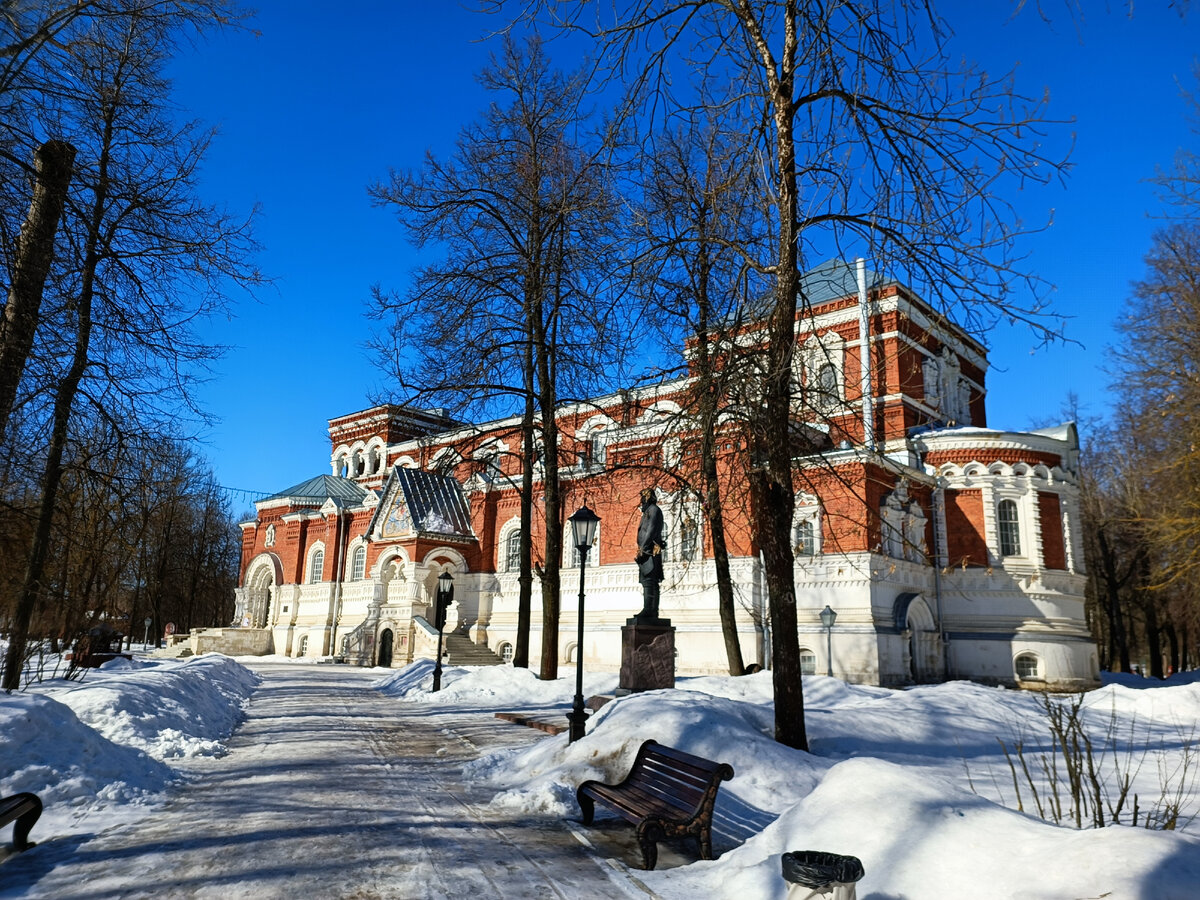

634,488,665,621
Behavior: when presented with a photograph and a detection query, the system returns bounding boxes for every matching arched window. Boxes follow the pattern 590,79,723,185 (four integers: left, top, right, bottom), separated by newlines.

297,635,309,657
1015,653,1040,680
564,642,578,664
998,499,1022,557
799,649,817,676
506,530,522,572
497,642,514,664
350,545,366,581
794,494,822,557
308,549,324,584
794,519,816,556
814,362,839,410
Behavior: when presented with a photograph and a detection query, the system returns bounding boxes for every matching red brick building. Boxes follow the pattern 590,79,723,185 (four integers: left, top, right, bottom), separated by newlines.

234,260,1097,689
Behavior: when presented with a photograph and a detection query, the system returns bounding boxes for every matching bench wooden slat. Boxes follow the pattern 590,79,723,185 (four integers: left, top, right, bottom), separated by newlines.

622,777,707,813
575,739,734,870
585,783,692,821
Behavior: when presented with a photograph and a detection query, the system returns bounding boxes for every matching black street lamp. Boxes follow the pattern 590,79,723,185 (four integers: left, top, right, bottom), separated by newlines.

566,503,600,743
432,571,453,692
820,604,837,677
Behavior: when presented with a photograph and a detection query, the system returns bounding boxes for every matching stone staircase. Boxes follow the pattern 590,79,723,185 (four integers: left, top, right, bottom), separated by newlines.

444,632,505,666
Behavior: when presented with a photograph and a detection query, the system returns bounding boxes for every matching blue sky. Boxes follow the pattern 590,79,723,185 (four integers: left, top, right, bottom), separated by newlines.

165,2,1199,502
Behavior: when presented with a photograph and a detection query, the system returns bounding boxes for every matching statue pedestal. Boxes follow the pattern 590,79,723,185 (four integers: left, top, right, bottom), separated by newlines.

618,620,675,693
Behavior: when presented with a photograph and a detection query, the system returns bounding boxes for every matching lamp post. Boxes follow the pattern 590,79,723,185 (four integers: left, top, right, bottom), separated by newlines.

820,604,837,677
432,571,453,692
566,503,600,743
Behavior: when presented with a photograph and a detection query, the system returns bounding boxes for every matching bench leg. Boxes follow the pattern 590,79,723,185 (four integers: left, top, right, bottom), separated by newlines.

635,821,662,871
697,822,714,860
10,793,41,851
577,792,595,826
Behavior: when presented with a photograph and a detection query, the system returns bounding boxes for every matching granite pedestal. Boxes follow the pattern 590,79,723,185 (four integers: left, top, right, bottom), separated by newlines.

618,619,675,693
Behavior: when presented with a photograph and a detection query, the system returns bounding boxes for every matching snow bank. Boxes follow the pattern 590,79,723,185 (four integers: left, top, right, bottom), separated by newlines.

51,654,259,759
0,653,257,839
451,664,1200,897
646,757,1200,900
468,685,826,820
374,658,618,708
0,691,176,838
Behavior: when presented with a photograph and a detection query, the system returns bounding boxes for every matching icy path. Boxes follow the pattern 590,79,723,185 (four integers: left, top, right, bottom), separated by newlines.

1,661,649,899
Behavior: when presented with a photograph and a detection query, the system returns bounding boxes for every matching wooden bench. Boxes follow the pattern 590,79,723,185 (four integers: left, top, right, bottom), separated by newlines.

576,739,734,870
1,792,41,852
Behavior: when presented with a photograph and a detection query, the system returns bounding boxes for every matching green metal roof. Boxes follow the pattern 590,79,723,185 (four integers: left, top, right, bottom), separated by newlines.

263,474,368,505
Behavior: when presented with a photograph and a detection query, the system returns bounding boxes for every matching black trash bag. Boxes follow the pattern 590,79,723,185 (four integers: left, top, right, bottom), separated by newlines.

781,851,865,888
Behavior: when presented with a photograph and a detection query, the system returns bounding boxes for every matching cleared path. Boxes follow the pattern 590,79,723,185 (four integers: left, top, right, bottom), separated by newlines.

1,662,653,899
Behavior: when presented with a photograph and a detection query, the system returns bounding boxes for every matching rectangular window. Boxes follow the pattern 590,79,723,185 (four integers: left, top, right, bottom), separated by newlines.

570,526,598,567
680,519,698,561
506,531,522,572
998,499,1022,557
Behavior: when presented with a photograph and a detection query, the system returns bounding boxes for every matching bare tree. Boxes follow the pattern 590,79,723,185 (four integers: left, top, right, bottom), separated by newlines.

1,2,251,442
535,0,1067,748
1090,72,1200,674
1,2,259,690
370,35,629,678
633,115,770,674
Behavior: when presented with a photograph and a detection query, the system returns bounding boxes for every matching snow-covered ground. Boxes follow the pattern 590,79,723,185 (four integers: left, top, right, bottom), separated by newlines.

4,651,1200,898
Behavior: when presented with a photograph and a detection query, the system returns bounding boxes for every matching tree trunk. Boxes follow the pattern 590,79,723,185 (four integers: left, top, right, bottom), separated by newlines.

0,139,75,440
0,170,98,691
536,370,562,681
706,446,743,675
1096,527,1131,672
751,4,807,751
690,196,744,677
1143,597,1164,679
515,387,534,669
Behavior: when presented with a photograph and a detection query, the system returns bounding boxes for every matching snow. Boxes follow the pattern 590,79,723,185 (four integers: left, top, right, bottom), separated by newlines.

3,653,1200,898
0,654,257,840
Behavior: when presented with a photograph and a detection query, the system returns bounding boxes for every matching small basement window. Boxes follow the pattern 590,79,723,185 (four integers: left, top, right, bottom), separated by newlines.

1015,653,1041,680
800,649,817,676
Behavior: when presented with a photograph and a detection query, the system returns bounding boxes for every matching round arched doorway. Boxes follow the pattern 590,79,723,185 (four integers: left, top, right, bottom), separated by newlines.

377,629,394,668
246,560,277,628
905,596,939,682
894,592,941,683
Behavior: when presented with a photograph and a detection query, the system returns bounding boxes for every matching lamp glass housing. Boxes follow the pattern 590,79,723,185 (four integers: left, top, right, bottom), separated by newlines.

568,503,601,552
